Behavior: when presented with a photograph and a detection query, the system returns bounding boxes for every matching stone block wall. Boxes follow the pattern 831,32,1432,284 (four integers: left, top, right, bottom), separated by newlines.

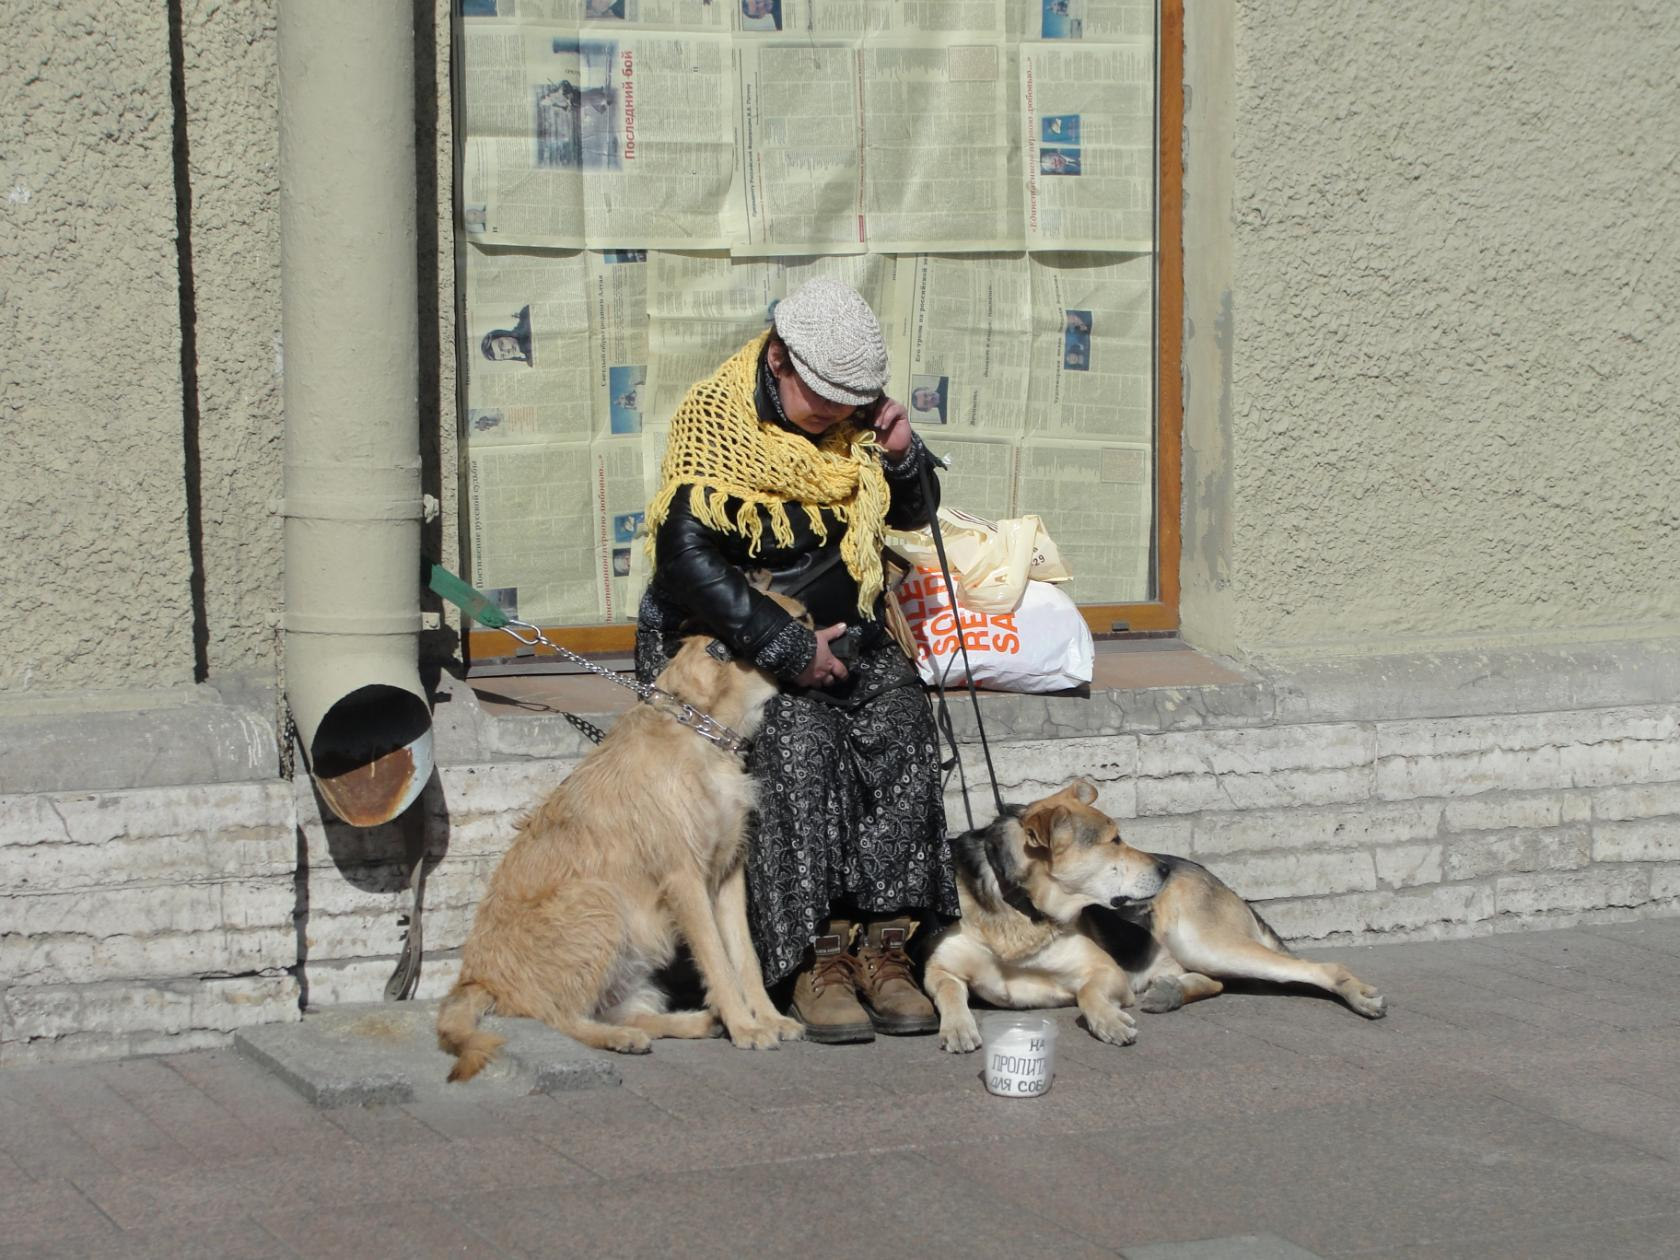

0,784,299,1065
970,703,1680,946
4,669,1679,1065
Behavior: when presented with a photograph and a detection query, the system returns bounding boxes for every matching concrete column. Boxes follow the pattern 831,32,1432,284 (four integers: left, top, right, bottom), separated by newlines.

279,0,432,825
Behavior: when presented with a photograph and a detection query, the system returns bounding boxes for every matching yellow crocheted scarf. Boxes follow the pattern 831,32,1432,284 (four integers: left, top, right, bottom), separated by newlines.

646,331,890,618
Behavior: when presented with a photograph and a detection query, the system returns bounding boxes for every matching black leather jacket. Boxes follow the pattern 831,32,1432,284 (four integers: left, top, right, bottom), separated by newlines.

645,354,940,681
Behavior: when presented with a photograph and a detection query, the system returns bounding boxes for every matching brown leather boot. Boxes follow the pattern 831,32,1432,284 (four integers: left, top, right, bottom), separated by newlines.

788,920,875,1044
855,917,938,1035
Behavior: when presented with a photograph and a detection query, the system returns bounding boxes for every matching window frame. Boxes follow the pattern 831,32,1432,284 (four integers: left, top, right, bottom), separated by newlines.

461,0,1185,666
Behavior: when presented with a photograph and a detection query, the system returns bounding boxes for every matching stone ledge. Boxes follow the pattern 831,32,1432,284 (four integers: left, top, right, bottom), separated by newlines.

1,974,300,1064
234,1000,620,1107
5,636,1679,792
450,634,1680,762
0,684,280,795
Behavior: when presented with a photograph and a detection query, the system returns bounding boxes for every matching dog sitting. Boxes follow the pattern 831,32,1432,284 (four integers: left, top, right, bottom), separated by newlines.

437,621,804,1082
922,779,1387,1053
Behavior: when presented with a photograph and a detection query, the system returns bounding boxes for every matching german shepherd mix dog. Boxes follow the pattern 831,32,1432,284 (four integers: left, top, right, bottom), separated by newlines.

437,623,805,1082
923,780,1387,1053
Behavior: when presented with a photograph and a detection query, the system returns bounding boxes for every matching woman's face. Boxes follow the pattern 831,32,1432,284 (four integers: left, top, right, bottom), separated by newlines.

489,335,522,361
770,346,856,435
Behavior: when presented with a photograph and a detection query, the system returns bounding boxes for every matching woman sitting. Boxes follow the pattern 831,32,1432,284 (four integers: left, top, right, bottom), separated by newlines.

639,278,960,1044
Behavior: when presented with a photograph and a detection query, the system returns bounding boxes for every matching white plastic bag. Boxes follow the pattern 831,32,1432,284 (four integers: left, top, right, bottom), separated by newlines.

895,567,1094,693
885,508,1071,614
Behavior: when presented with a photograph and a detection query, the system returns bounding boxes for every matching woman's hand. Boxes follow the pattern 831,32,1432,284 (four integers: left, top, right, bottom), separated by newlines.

794,622,850,688
868,397,914,460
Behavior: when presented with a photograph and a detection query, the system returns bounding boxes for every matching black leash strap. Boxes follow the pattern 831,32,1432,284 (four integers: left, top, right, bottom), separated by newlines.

915,456,1007,825
384,806,428,1001
931,653,978,832
562,712,607,745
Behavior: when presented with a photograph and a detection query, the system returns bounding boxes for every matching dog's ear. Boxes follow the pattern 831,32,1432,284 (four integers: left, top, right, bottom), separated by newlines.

1021,803,1069,858
746,568,774,594
1066,778,1098,805
659,636,727,712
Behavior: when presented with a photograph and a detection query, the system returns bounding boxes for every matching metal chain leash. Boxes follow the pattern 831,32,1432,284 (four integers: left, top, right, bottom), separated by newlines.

494,618,752,756
425,565,752,757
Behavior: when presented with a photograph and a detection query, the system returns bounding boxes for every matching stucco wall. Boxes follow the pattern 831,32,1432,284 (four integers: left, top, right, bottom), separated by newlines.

1187,0,1680,659
1,1,450,699
0,6,195,696
182,0,284,683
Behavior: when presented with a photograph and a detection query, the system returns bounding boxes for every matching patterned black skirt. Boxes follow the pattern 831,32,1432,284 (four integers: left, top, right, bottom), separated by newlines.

635,622,960,983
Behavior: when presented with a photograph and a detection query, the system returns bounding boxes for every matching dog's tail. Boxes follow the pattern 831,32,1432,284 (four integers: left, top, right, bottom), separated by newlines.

436,980,504,1083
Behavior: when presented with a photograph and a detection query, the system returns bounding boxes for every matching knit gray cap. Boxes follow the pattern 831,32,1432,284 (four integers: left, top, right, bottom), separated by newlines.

772,277,889,407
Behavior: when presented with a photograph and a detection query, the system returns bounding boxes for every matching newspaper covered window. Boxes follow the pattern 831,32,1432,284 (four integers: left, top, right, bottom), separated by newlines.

458,0,1164,632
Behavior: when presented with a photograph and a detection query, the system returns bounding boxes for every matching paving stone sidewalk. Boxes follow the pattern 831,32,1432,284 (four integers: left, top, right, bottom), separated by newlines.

3,919,1680,1259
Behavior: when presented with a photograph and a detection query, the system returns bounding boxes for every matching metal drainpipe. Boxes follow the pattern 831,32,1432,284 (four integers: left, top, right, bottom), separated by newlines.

278,0,432,826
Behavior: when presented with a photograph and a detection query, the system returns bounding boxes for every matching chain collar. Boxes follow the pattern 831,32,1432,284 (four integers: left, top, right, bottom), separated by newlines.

640,689,754,759
500,619,753,760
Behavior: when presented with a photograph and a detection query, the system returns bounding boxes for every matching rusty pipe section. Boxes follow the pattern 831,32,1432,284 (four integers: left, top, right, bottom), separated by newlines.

279,0,431,825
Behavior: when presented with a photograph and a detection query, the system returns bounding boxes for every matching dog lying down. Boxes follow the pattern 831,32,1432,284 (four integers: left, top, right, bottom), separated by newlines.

922,780,1387,1052
437,609,806,1082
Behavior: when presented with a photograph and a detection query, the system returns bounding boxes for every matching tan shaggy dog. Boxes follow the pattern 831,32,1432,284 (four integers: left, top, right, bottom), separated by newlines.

437,622,804,1082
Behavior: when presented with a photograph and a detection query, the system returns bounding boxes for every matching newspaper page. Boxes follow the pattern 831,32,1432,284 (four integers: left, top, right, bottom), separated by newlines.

585,249,651,438
917,433,1018,524
593,436,649,622
465,247,652,622
466,438,652,626
1027,251,1152,442
1013,0,1154,41
1014,438,1151,603
462,22,587,247
645,252,781,430
896,253,1031,434
735,0,1005,36
729,40,867,255
582,30,737,246
465,0,728,23
464,245,595,445
462,24,736,248
1021,40,1154,250
1001,44,1026,259
861,37,1018,251
466,442,599,625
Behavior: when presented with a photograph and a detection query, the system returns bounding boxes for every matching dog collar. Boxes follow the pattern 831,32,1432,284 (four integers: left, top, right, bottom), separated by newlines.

641,690,753,760
984,832,1048,924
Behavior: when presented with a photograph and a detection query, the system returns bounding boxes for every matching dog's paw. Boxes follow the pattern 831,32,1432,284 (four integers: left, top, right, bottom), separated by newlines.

1138,976,1185,1014
605,1028,653,1055
726,1021,782,1051
1086,1007,1138,1047
938,1015,983,1054
766,1013,806,1042
1343,983,1388,1019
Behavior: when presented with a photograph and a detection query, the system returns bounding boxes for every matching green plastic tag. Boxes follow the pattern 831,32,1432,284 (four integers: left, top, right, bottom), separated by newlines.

425,562,511,629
